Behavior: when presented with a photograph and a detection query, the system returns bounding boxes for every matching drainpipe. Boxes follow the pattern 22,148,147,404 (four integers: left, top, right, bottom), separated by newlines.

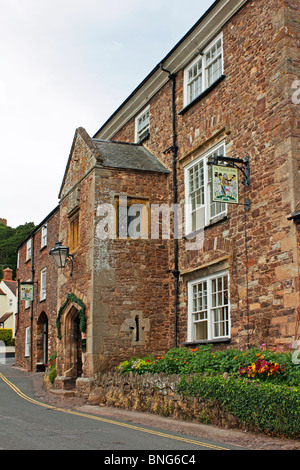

160,64,180,348
30,233,35,371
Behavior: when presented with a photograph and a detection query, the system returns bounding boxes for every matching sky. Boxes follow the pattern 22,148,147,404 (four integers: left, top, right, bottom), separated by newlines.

1,0,215,228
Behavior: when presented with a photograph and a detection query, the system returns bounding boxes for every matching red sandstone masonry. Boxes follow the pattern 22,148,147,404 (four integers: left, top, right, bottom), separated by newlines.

110,0,300,348
15,0,300,382
15,208,59,370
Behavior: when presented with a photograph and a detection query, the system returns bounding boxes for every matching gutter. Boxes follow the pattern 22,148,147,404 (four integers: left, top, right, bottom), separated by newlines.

92,0,224,139
93,0,249,141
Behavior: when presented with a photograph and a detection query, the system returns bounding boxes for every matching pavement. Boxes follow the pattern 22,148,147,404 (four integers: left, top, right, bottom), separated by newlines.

26,369,300,451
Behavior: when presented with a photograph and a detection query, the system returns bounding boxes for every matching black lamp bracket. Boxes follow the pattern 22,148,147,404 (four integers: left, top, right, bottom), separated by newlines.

207,155,250,187
66,254,74,277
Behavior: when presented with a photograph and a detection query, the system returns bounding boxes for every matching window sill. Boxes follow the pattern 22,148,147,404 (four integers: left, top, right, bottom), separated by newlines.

137,131,150,145
182,337,231,347
178,75,226,115
205,214,228,229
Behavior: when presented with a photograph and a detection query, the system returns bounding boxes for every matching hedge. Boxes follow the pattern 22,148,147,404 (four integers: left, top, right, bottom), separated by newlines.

177,374,300,438
0,329,14,346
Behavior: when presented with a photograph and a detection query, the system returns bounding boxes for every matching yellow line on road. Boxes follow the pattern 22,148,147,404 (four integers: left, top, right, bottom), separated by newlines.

0,371,228,450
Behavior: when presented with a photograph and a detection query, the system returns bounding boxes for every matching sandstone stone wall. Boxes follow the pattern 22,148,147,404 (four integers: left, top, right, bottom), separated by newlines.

56,127,173,377
91,165,172,373
87,372,241,430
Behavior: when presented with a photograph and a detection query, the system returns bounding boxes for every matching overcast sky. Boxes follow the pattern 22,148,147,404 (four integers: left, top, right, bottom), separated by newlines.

1,0,215,228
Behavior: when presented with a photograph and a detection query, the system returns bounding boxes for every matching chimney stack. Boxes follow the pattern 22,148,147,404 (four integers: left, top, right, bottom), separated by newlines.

0,218,7,226
3,268,13,281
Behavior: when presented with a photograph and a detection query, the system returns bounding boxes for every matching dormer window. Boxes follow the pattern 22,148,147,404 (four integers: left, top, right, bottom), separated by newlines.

135,106,150,142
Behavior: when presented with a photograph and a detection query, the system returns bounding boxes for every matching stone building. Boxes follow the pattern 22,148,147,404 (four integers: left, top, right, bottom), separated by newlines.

15,207,59,371
16,0,299,390
54,128,170,382
0,268,17,334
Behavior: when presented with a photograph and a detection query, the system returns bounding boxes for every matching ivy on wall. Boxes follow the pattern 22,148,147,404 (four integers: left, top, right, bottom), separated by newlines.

56,293,87,340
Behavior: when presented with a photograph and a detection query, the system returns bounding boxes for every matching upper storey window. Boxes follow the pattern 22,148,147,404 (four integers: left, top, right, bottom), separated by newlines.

184,33,223,107
135,106,150,142
69,210,79,251
41,225,47,248
184,141,227,234
26,239,32,261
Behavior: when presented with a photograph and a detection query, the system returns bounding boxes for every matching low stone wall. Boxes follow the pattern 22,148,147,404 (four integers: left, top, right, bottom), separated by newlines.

88,372,242,430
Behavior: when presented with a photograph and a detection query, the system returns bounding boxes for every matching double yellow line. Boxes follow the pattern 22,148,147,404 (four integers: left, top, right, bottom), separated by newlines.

0,371,228,450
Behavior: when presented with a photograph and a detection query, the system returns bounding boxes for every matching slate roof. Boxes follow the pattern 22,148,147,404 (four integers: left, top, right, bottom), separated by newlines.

93,139,169,174
2,280,17,296
0,312,13,323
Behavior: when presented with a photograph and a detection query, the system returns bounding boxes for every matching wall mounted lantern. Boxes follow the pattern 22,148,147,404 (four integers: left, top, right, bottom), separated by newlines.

49,242,74,276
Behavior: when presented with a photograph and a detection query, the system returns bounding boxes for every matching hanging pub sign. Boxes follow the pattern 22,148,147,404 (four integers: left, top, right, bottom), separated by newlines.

20,283,34,301
212,165,239,204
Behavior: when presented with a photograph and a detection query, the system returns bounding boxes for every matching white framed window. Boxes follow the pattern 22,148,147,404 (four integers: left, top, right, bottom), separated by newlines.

184,141,227,234
25,278,31,309
184,33,223,106
41,225,47,248
40,268,46,301
135,106,150,142
25,327,30,357
26,239,32,261
187,271,230,342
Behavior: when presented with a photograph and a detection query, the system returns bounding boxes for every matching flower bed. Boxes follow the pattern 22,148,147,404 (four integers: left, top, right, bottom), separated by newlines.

114,344,300,437
116,344,300,386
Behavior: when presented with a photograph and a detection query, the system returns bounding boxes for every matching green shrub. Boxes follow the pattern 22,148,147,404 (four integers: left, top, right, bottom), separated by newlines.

0,328,14,346
48,351,57,383
48,367,57,384
177,374,300,437
115,345,300,437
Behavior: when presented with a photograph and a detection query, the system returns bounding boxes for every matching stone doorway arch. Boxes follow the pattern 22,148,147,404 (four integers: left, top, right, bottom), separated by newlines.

37,312,48,366
63,306,83,378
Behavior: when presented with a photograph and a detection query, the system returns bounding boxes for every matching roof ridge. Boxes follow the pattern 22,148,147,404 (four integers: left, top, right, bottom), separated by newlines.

93,138,141,147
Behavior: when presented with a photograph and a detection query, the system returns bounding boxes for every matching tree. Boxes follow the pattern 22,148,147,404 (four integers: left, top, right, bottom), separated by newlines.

0,222,35,279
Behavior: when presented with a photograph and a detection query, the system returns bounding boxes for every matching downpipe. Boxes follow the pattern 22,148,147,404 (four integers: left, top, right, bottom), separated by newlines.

160,64,180,348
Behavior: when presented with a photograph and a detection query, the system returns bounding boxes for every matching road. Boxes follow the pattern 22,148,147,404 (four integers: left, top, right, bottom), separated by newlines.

0,364,248,453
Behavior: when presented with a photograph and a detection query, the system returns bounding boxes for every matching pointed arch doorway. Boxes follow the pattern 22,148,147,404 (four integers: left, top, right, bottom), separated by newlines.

63,306,83,378
37,312,48,366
